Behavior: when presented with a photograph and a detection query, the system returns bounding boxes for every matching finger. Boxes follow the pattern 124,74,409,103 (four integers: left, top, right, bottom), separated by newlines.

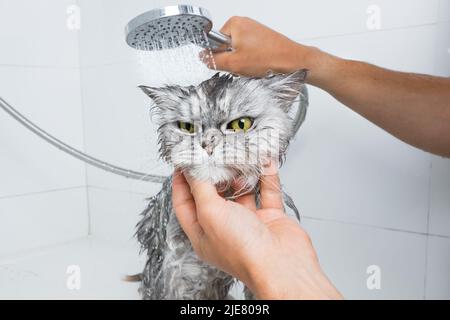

235,192,257,211
232,178,256,211
184,174,228,228
219,17,234,37
172,171,203,244
260,161,284,210
199,49,217,70
172,170,194,209
209,17,239,71
211,51,233,72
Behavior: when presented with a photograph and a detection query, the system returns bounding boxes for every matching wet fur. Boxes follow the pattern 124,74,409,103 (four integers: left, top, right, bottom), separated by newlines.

135,70,308,299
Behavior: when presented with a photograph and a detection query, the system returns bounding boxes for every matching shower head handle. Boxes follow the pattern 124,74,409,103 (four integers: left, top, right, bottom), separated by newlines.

207,29,231,51
125,4,231,51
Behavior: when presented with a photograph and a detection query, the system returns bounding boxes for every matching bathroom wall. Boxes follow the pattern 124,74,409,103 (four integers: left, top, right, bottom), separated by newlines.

77,0,450,299
0,0,448,299
0,0,89,256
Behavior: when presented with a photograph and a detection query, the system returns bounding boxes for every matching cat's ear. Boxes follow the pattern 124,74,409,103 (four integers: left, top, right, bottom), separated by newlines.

263,69,308,111
139,85,190,109
139,85,166,103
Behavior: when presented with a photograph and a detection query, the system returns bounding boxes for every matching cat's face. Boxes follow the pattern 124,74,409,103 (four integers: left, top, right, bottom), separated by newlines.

140,70,307,189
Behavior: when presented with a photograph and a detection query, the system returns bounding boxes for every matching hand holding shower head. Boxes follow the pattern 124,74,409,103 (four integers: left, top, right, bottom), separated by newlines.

125,4,309,135
125,4,231,51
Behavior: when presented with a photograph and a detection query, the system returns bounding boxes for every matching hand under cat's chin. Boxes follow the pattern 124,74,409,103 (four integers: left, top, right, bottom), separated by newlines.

179,164,260,194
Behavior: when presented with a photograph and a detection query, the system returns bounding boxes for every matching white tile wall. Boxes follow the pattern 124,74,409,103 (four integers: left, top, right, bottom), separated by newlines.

0,0,87,255
0,238,143,299
0,188,88,256
303,24,439,74
77,0,441,66
79,63,171,193
425,235,450,299
439,0,450,22
0,66,86,198
429,156,450,237
87,186,161,242
193,0,440,40
303,218,427,299
0,0,79,67
434,22,450,77
74,0,449,299
0,0,448,299
280,25,443,233
281,85,431,233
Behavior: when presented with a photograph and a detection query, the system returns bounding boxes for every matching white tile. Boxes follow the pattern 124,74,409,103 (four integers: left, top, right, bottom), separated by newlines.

302,218,427,299
88,187,162,242
439,0,450,22
197,0,440,40
425,235,450,299
303,24,438,75
78,0,168,67
0,0,79,67
434,22,450,77
0,188,88,257
78,0,440,66
279,26,438,233
80,63,173,193
278,25,442,233
281,85,431,233
0,66,86,197
0,237,143,299
429,156,450,237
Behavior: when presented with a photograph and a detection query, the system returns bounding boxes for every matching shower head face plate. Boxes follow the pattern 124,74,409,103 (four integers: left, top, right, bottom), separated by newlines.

125,5,213,51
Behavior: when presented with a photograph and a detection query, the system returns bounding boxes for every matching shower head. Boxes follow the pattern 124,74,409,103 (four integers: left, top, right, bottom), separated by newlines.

125,4,231,51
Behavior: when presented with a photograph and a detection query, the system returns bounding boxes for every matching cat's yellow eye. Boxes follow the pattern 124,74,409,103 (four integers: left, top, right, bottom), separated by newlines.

177,121,196,134
227,117,253,133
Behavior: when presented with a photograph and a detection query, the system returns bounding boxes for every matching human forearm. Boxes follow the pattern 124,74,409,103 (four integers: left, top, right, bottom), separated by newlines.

291,46,450,157
212,17,450,156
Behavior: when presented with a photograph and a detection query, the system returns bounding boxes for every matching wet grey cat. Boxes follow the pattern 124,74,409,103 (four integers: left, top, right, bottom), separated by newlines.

135,70,308,300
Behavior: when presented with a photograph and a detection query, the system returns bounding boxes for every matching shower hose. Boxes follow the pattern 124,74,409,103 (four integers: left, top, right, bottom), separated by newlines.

0,89,308,184
0,96,166,183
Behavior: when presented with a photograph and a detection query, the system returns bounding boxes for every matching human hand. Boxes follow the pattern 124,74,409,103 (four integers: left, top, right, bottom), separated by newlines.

203,16,334,86
172,162,343,299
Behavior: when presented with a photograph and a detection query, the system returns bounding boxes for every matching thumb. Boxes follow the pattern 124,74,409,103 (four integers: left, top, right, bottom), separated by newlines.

184,174,228,231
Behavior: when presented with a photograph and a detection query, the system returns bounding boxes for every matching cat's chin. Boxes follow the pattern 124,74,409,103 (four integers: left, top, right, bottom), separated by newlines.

181,165,259,190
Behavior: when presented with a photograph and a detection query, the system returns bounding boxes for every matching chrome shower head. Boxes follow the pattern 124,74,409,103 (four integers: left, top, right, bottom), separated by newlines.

125,4,231,51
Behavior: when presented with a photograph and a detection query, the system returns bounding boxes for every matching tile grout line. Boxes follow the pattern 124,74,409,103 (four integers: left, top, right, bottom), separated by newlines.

302,215,450,239
0,235,91,265
84,185,450,240
0,186,86,200
295,21,439,42
423,157,433,299
0,64,79,69
75,0,92,236
87,184,161,196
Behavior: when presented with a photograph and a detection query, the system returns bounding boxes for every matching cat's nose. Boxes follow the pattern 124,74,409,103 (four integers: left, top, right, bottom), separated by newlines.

201,128,222,156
